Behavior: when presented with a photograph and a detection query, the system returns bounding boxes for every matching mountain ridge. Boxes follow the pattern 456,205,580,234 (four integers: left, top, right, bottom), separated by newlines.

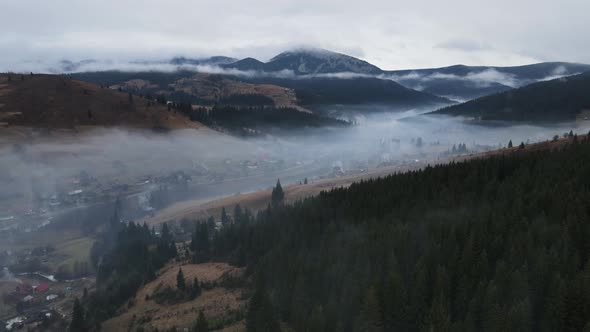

430,71,590,121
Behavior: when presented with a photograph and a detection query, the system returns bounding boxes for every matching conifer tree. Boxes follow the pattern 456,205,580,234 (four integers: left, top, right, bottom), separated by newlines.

192,276,201,298
508,140,513,148
234,204,243,223
247,279,280,332
271,179,285,207
69,298,87,332
177,267,186,291
193,310,208,332
355,287,384,332
221,207,230,225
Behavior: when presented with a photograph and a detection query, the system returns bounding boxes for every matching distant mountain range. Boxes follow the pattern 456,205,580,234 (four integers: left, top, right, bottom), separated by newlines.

208,50,590,101
52,48,590,107
72,70,451,110
387,62,590,101
431,72,590,122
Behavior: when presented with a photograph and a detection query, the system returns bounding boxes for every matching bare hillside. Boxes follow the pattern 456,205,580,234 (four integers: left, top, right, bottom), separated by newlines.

0,74,201,129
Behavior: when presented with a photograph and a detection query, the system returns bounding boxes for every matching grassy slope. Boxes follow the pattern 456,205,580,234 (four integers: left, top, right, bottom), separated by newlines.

0,74,202,129
101,262,245,332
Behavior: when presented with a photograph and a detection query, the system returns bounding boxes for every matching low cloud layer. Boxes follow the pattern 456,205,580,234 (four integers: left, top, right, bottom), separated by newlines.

2,107,588,230
388,66,582,90
1,58,378,81
1,0,589,71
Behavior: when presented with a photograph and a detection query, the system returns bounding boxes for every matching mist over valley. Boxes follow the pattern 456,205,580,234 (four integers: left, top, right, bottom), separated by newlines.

2,3,590,330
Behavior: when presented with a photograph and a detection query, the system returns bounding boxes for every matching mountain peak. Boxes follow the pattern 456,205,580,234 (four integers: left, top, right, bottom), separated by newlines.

269,47,339,61
266,48,382,75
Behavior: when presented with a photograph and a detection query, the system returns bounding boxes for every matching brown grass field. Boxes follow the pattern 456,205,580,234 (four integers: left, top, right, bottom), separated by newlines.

101,262,246,332
0,74,202,130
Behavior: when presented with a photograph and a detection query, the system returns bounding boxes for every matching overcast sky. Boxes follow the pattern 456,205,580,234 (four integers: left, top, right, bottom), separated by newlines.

1,0,588,71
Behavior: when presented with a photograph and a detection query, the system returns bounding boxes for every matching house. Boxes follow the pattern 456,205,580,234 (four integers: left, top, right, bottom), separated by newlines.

33,283,49,294
46,294,58,301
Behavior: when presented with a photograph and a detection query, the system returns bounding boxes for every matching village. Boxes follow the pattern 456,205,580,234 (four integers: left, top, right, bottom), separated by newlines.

0,267,93,331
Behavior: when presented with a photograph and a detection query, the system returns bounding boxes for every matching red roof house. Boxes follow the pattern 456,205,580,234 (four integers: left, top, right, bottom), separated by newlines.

33,282,50,294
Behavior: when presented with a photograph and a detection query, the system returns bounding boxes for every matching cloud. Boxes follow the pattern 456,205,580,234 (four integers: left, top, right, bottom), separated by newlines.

435,39,492,52
536,65,583,82
388,68,533,88
2,58,380,81
0,0,589,71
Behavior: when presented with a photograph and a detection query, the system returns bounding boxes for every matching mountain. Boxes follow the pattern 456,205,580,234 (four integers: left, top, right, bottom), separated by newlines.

264,49,382,75
225,57,266,71
55,52,590,104
388,62,590,101
71,71,302,108
431,72,590,122
224,48,382,75
72,70,453,109
0,73,199,129
241,76,452,107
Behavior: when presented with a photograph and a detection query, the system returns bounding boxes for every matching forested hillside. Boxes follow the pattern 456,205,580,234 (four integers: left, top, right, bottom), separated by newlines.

433,72,590,121
244,77,451,107
187,106,350,136
209,134,590,331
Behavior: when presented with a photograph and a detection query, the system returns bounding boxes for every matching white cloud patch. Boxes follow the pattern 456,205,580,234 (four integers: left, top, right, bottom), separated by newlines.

387,69,519,88
386,65,583,89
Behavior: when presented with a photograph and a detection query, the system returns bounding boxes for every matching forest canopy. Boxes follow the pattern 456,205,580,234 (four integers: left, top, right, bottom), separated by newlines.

210,135,590,332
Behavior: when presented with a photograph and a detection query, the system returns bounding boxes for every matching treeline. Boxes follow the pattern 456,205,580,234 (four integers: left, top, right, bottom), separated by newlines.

218,94,275,107
81,213,178,330
185,106,349,136
207,135,590,331
243,77,449,106
434,72,590,122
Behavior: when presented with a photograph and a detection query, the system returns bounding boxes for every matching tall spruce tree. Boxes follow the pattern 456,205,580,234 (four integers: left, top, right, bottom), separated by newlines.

193,310,208,332
234,204,243,223
221,207,230,225
69,298,87,332
271,179,285,207
247,279,280,332
177,267,186,291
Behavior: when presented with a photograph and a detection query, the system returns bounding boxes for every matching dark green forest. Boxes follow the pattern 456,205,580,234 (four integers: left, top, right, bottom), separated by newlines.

73,135,590,331
209,135,590,331
187,106,350,136
244,77,449,106
81,218,177,330
434,72,590,122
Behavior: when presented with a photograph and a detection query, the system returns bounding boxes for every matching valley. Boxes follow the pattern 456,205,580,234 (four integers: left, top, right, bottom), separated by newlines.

1,45,590,332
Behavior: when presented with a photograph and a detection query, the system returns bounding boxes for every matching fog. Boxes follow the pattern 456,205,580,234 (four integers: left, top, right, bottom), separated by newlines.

4,58,378,81
1,108,588,233
387,65,583,91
